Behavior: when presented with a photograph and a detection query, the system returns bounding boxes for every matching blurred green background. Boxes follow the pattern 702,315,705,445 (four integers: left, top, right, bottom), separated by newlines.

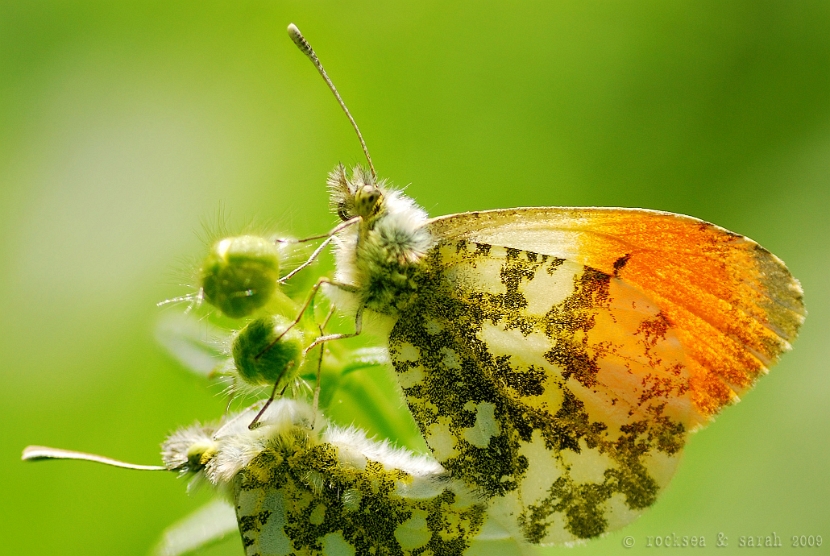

2,1,828,554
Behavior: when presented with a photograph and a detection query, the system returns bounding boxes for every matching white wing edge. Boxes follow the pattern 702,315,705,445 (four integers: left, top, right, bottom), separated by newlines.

22,445,166,471
152,499,239,556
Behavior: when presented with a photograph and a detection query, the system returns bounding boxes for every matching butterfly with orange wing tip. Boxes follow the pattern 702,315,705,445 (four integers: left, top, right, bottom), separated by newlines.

284,23,805,545
22,22,806,555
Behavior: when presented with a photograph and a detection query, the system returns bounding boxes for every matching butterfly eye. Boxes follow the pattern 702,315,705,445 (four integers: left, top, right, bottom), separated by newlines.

185,441,218,472
337,203,351,221
354,185,382,218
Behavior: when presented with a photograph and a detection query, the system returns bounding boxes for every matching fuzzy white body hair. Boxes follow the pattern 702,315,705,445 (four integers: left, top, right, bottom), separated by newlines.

162,423,216,472
209,399,447,483
161,398,496,550
330,186,434,316
208,399,321,483
167,398,450,491
322,422,474,503
323,424,443,477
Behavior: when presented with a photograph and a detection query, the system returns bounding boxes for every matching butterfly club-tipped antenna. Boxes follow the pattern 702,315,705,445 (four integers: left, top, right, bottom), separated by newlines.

272,24,376,296
22,446,166,471
249,25,383,398
284,24,383,253
287,23,375,179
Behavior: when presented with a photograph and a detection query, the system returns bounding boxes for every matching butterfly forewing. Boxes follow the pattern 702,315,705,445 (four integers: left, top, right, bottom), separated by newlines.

427,207,805,421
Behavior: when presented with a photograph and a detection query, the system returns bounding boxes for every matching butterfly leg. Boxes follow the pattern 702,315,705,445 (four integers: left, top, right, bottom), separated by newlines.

248,360,295,429
254,277,357,361
311,307,336,417
277,216,360,245
278,235,333,284
277,217,360,284
302,306,363,355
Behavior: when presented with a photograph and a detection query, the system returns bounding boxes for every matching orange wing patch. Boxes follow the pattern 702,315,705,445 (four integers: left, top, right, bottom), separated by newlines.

428,207,805,426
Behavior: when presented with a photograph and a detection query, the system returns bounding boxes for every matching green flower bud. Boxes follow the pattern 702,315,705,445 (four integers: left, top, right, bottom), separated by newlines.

232,315,304,388
200,235,280,318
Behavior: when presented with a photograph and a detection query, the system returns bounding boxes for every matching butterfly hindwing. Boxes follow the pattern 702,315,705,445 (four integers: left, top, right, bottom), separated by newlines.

231,409,487,556
389,239,692,543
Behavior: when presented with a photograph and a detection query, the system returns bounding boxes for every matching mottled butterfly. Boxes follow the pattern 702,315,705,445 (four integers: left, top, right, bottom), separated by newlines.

281,23,805,546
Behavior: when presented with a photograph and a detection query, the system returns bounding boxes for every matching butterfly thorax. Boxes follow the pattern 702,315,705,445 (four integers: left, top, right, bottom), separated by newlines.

329,165,435,314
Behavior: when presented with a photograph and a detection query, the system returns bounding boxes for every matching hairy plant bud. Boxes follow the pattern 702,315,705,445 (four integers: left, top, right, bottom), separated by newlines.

232,315,304,388
200,235,280,318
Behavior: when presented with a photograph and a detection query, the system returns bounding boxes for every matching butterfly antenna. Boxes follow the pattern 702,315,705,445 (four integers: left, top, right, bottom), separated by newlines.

288,23,376,179
22,446,166,471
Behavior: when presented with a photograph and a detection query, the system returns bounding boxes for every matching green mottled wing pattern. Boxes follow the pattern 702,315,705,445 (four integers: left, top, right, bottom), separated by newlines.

233,427,486,556
389,239,693,544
